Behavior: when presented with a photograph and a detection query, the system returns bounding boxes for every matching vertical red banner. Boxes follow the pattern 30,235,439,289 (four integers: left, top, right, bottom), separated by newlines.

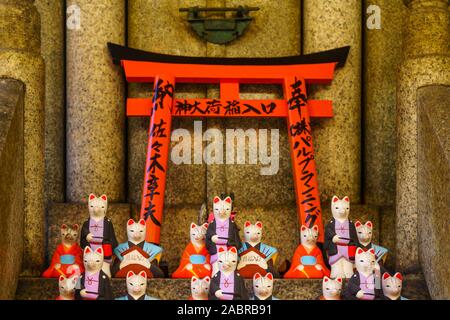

284,76,324,243
140,75,175,244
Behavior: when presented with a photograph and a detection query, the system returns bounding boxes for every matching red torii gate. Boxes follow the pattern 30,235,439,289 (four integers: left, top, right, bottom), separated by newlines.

109,43,349,245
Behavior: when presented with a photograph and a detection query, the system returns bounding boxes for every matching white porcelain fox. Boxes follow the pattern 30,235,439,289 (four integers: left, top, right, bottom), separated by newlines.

320,276,342,300
253,272,277,300
190,276,211,300
56,274,78,300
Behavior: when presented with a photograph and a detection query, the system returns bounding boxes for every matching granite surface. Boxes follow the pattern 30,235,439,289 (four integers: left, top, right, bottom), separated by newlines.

417,85,450,300
15,276,430,300
395,0,450,272
364,0,405,207
0,79,25,299
35,0,65,203
303,0,362,204
0,0,46,275
66,0,126,202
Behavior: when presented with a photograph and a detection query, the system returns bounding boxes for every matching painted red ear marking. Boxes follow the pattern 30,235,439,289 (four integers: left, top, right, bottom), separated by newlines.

100,195,107,201
244,221,251,228
61,224,68,230
266,273,273,280
229,247,237,254
59,275,66,282
383,273,390,280
366,221,373,229
138,271,147,279
368,248,375,255
127,219,135,226
394,273,403,281
202,223,208,229
95,247,103,255
336,278,343,283
301,225,307,231
192,277,198,282
204,277,210,282
218,247,225,253
89,194,96,201
354,221,362,228
71,276,78,283
225,197,232,203
191,222,197,229
256,221,263,229
213,197,220,203
343,196,350,202
84,246,92,254
254,273,261,280
139,219,146,226
312,225,319,232
332,196,339,203
72,224,79,230
323,277,329,283
356,248,364,255
127,271,135,278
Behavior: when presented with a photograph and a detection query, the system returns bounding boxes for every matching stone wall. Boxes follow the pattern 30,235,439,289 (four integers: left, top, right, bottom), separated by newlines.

417,85,450,300
0,79,25,300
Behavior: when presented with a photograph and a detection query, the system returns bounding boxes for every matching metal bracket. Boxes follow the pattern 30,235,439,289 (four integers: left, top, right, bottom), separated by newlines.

179,6,259,45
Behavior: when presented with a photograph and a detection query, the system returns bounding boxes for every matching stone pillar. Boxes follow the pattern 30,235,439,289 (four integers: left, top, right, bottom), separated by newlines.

0,0,45,275
303,0,362,203
66,0,126,202
364,0,405,207
396,0,450,272
35,0,65,204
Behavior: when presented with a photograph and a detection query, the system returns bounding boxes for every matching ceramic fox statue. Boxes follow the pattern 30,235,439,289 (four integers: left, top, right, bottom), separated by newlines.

355,221,388,268
319,276,343,300
237,221,278,279
209,247,249,300
172,223,212,279
76,246,112,300
284,225,330,279
189,276,211,300
42,224,84,278
114,218,164,278
116,271,158,300
80,194,118,278
344,248,382,300
252,272,278,300
206,196,242,275
324,196,357,279
56,274,78,300
381,272,408,300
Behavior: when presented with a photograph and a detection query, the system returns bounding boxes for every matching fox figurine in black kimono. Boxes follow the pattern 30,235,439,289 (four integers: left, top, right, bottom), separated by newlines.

209,247,249,300
206,195,241,275
80,193,118,278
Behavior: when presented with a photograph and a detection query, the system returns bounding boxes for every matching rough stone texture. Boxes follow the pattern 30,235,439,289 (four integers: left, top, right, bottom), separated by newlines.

0,79,25,299
66,0,126,202
396,0,450,272
417,85,450,300
379,207,397,272
127,0,207,208
364,0,405,207
15,276,430,300
35,0,65,204
303,0,362,204
45,203,131,266
0,0,46,275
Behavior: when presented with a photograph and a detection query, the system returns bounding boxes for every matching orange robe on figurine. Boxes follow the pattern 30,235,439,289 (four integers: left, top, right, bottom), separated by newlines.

284,225,330,279
172,223,212,279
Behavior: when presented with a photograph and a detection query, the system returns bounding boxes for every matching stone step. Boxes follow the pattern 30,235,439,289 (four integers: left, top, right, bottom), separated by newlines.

46,203,381,276
15,276,430,300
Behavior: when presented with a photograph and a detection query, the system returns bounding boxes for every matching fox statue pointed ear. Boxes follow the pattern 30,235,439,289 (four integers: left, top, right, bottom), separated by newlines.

266,273,273,280
139,219,146,226
383,272,391,280
255,221,263,229
356,247,364,255
202,223,208,229
323,276,330,283
61,224,68,230
229,247,237,254
218,247,226,253
394,272,403,281
224,196,232,203
312,225,319,232
343,196,350,203
59,275,66,282
301,225,308,232
72,224,79,231
354,221,362,228
127,271,135,279
332,195,339,203
84,246,92,254
138,271,147,279
336,278,343,283
127,219,135,226
368,248,375,255
89,193,96,201
365,221,373,229
71,275,78,284
191,276,198,282
213,196,221,203
244,221,251,228
100,194,107,201
191,222,197,229
253,273,262,280
95,247,104,255
204,276,210,283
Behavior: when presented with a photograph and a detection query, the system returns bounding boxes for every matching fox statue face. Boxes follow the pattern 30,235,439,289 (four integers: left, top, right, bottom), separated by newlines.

213,196,232,221
126,271,147,298
382,273,403,300
191,276,211,300
253,273,273,300
355,248,376,275
88,194,108,219
244,221,263,244
190,223,208,246
322,276,342,300
355,221,373,245
58,274,78,299
218,247,238,274
61,224,79,246
127,219,146,243
83,246,104,273
331,196,350,221
300,225,319,247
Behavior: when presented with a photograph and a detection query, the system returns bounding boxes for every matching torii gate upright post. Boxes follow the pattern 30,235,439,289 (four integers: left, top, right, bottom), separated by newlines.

109,43,349,245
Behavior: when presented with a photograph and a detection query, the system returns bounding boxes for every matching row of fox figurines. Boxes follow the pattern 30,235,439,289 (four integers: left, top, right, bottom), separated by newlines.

43,193,406,300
